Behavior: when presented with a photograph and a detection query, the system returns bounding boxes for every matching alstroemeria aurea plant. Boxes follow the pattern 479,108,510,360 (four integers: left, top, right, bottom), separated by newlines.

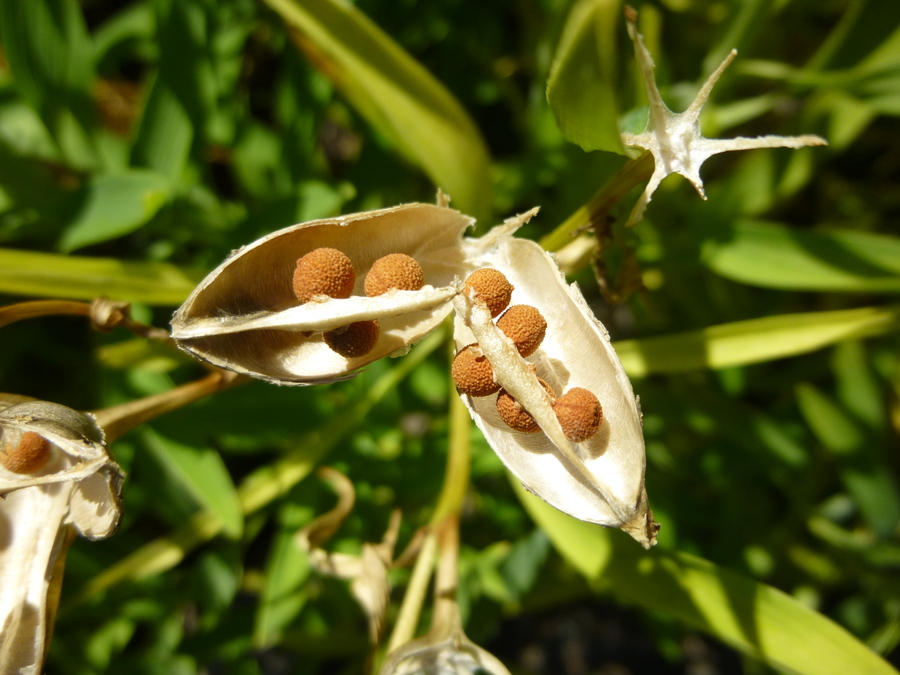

620,6,827,226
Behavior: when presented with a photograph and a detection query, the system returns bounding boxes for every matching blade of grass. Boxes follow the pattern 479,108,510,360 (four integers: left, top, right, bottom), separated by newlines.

614,306,900,377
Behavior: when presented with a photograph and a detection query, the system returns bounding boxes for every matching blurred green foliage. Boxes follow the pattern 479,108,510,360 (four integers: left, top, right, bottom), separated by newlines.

1,0,899,673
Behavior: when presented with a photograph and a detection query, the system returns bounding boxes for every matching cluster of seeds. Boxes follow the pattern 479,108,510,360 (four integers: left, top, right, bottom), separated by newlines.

0,431,51,474
452,268,604,443
292,248,425,358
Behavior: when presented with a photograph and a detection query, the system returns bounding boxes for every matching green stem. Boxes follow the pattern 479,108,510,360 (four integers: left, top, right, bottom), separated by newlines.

385,531,438,655
69,327,447,606
539,152,654,252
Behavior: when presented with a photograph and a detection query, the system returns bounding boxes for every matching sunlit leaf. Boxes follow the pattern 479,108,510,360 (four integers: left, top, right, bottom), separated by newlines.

703,221,900,293
262,0,493,223
0,248,204,304
547,0,625,154
142,428,244,539
515,482,899,675
615,306,900,376
58,170,171,252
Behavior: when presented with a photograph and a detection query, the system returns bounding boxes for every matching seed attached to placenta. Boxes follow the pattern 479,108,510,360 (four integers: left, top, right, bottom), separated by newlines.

364,253,425,296
463,268,514,318
293,248,356,303
451,344,499,397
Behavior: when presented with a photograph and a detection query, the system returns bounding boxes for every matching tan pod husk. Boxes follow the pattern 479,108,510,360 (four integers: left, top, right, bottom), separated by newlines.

172,203,656,546
454,216,657,548
171,203,474,384
0,399,124,675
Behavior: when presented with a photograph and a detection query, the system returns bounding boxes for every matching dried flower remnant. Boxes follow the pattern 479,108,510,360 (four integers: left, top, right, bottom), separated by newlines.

620,6,827,226
0,398,123,675
496,304,547,357
365,253,426,296
293,247,356,303
451,344,499,397
462,268,514,318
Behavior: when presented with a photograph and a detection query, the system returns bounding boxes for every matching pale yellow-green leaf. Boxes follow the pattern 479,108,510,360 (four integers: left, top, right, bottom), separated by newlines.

614,306,900,377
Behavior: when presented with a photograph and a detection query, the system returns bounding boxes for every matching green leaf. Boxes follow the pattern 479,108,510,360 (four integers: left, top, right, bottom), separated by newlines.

547,0,625,154
262,0,493,224
0,247,204,304
58,170,171,252
254,502,313,648
514,481,899,675
0,0,99,167
614,306,900,377
796,383,900,538
131,77,193,181
142,428,244,540
703,221,900,293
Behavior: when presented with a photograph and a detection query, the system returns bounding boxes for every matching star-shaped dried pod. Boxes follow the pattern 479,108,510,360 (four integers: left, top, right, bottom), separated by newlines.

172,201,656,546
0,396,123,674
620,6,827,227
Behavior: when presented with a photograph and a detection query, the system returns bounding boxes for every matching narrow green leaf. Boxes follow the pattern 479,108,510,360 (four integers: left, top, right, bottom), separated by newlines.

515,482,899,675
254,502,313,647
142,428,244,540
832,341,886,430
703,221,900,293
263,0,492,224
547,0,625,154
614,306,900,377
0,248,204,304
796,383,900,537
131,78,194,181
58,170,170,252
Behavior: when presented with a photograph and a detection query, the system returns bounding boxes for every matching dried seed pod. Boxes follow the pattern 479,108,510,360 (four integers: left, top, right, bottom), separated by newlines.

365,253,425,296
451,344,499,397
293,248,356,303
172,204,473,384
1,430,51,474
463,268,513,317
496,305,547,357
453,213,656,548
324,320,380,358
496,379,556,433
553,388,603,442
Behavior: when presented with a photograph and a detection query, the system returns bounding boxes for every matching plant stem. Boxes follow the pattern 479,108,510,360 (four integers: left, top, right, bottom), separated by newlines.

539,152,654,252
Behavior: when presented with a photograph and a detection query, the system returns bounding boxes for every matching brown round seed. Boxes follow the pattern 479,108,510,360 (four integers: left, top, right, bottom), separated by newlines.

451,344,499,397
496,379,557,433
324,320,380,358
293,248,356,303
1,431,51,474
553,388,603,443
496,305,547,357
463,268,514,318
364,253,425,296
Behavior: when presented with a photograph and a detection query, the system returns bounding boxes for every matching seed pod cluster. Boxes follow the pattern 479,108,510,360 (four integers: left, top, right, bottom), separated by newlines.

292,249,425,358
452,268,604,444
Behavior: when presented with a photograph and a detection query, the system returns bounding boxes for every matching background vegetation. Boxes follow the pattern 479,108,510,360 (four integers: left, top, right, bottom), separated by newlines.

1,0,899,673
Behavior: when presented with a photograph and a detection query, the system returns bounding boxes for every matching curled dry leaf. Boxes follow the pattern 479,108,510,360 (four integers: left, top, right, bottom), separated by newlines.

172,202,656,547
0,397,123,675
